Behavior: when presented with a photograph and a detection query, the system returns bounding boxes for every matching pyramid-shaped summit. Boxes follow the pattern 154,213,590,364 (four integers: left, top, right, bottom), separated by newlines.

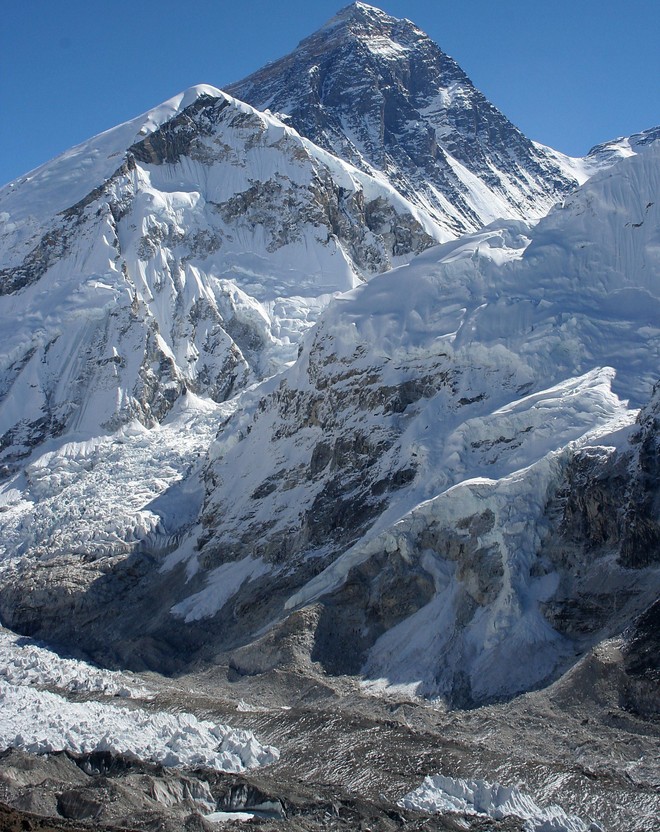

228,3,578,236
309,1,423,39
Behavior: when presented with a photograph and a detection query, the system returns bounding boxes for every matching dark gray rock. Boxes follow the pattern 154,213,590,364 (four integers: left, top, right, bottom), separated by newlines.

228,3,577,235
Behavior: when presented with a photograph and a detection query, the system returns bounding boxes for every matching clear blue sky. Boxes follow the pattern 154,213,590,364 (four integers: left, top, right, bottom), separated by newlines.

1,0,659,187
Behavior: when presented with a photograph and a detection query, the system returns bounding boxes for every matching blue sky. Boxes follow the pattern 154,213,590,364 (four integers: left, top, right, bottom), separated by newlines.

1,0,658,187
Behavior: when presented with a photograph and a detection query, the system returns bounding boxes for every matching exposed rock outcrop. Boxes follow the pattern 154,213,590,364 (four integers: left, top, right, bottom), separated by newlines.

228,2,579,235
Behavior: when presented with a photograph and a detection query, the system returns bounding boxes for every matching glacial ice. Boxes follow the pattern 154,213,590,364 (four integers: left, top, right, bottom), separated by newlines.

400,774,602,831
0,627,149,697
0,622,279,771
0,681,279,771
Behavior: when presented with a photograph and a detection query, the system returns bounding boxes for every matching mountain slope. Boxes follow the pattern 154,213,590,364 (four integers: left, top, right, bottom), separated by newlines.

1,146,657,704
228,2,579,236
182,147,659,703
0,85,440,477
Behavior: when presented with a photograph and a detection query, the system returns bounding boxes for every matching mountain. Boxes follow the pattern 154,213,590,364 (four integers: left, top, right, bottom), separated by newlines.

0,84,440,478
228,2,581,236
1,144,657,707
164,144,660,704
0,5,659,830
584,124,660,169
0,0,657,697
2,3,655,484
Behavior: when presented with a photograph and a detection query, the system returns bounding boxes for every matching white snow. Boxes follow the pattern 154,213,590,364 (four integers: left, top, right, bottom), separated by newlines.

0,619,280,772
0,85,225,226
0,681,279,771
171,555,272,623
0,392,224,561
0,613,280,773
0,627,149,698
400,775,602,832
198,147,660,701
0,81,445,480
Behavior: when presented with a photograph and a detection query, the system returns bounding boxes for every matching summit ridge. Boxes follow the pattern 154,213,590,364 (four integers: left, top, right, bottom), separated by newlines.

228,5,579,235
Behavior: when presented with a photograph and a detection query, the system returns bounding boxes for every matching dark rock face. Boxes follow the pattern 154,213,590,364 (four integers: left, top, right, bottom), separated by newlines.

228,2,577,235
309,550,436,676
624,599,660,676
127,94,231,165
538,386,660,649
621,381,660,568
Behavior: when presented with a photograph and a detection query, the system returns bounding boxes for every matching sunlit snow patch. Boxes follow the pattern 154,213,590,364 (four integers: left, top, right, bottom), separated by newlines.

399,775,602,832
0,682,279,771
171,555,272,622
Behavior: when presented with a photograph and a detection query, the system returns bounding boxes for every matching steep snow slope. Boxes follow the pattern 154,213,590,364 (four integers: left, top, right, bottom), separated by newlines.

159,146,659,702
0,85,439,478
2,145,656,703
228,2,579,236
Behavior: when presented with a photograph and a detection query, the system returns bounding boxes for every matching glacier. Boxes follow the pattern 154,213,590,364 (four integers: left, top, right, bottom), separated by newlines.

399,774,602,832
0,5,657,830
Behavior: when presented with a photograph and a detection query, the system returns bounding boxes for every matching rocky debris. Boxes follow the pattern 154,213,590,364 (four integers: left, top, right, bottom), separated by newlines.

0,801,139,831
0,747,524,832
2,633,657,832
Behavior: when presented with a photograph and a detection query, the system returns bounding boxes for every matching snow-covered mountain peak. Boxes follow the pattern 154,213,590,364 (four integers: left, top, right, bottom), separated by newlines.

0,13,659,831
585,124,660,169
137,83,226,127
228,5,579,236
0,85,226,226
312,1,423,44
0,74,442,476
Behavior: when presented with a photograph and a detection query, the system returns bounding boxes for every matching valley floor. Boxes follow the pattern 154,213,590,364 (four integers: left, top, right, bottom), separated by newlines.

0,629,657,831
